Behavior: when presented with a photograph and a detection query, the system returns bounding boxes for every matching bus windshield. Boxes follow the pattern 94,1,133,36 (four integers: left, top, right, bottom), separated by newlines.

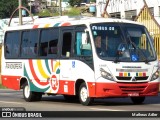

91,23,157,62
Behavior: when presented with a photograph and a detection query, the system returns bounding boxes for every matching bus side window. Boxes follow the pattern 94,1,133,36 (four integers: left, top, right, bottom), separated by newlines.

40,29,49,57
28,30,39,57
5,31,20,58
40,43,48,56
5,44,11,57
75,32,92,56
48,39,58,57
40,28,59,57
62,32,72,57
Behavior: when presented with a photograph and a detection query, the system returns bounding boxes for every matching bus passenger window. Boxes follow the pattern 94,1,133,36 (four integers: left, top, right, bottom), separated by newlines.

5,45,11,57
40,44,48,56
19,30,38,58
62,32,72,57
5,31,20,58
40,28,59,58
48,39,58,57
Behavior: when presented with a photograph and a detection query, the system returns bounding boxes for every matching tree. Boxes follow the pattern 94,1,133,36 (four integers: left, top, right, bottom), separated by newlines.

68,0,83,7
38,9,52,17
90,0,96,2
0,0,28,19
33,0,43,13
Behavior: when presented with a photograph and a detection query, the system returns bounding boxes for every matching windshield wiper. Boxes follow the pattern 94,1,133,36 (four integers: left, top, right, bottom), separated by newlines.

127,35,149,64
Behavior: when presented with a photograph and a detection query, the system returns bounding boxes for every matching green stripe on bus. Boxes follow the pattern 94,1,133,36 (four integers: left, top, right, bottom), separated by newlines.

45,60,51,74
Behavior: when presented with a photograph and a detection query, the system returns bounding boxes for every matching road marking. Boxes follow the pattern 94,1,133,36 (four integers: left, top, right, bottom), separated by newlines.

0,93,14,95
0,93,22,96
147,104,160,106
0,101,23,104
90,107,123,111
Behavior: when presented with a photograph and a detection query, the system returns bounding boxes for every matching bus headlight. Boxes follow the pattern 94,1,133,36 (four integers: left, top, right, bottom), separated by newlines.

100,68,114,81
151,71,159,81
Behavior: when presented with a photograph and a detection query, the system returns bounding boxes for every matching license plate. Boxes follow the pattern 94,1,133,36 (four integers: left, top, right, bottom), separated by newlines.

128,93,139,96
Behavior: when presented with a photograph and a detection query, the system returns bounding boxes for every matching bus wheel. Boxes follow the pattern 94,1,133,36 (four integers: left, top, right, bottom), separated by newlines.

79,82,93,106
23,82,41,102
131,97,145,104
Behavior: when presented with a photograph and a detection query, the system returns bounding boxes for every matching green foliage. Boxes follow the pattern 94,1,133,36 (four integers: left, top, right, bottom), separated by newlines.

90,0,96,2
68,0,82,7
0,84,6,89
38,9,52,17
0,0,28,19
53,12,59,16
67,7,81,16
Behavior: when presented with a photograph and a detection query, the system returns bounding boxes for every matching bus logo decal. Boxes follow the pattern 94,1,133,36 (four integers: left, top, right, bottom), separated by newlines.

50,75,59,92
131,76,137,82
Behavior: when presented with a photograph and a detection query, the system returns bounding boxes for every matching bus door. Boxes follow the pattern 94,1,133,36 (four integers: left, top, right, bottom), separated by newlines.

59,28,75,95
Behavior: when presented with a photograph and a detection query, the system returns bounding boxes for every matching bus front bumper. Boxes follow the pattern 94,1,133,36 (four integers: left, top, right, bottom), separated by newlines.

94,82,159,98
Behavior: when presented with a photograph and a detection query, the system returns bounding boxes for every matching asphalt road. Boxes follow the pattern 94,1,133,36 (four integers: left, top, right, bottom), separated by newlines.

0,89,160,111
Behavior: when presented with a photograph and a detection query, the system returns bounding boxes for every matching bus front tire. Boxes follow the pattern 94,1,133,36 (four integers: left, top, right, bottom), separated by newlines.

23,82,42,102
131,97,145,104
79,82,93,106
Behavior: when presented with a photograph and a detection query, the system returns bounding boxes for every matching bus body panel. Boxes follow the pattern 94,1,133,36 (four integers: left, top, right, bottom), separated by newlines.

1,75,21,90
1,16,159,103
1,58,95,96
60,60,95,96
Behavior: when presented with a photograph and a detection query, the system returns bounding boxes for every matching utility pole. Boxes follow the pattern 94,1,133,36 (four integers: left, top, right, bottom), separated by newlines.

19,0,22,25
30,0,32,13
59,0,62,16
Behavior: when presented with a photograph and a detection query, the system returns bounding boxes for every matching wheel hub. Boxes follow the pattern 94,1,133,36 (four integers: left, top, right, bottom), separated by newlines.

80,87,88,102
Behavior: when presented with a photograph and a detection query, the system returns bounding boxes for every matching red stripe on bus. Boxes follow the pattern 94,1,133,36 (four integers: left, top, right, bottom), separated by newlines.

51,60,53,72
29,60,49,86
61,22,71,26
33,25,39,28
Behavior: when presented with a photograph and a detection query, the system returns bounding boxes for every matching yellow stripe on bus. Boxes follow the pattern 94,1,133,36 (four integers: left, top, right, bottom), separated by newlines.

37,60,50,79
53,61,60,72
44,24,50,28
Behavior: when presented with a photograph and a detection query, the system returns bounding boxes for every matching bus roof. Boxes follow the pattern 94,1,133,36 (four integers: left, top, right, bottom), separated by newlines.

5,16,143,31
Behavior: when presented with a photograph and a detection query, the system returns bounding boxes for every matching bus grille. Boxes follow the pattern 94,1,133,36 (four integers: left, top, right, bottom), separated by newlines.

116,77,131,81
116,76,148,81
135,77,148,80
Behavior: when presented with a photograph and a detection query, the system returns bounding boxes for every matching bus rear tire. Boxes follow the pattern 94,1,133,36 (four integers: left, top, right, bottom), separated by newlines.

79,82,93,106
131,97,145,104
23,82,42,102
